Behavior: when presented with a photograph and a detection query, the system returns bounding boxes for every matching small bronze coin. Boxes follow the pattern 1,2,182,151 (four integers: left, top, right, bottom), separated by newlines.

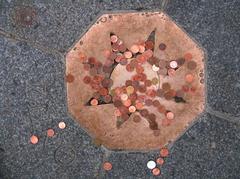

187,61,197,70
153,100,160,107
113,100,122,107
145,40,154,50
126,64,134,72
103,95,112,103
47,129,55,137
133,115,141,123
30,135,38,144
125,80,132,86
158,105,166,113
103,162,112,171
83,63,91,71
164,92,173,100
160,148,169,157
83,76,91,84
93,92,101,99
138,85,147,93
140,109,149,117
162,83,171,92
177,58,185,66
152,168,161,176
148,113,156,121
145,99,153,106
118,44,127,52
159,43,166,50
66,74,74,83
88,57,96,64
144,80,152,87
108,52,117,61
119,58,128,65
129,93,138,102
122,113,129,121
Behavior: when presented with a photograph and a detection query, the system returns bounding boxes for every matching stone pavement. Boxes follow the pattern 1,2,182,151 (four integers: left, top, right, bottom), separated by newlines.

0,0,239,178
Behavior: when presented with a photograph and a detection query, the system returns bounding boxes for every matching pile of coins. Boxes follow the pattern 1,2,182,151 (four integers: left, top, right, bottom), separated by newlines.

30,121,66,145
78,30,198,131
147,147,170,176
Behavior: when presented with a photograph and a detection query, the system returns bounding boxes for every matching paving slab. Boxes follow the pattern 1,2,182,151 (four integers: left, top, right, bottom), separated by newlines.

165,0,240,117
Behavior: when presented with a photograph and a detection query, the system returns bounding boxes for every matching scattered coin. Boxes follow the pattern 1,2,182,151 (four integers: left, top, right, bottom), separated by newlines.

147,160,156,169
160,148,169,157
47,129,55,137
30,135,38,144
58,121,66,129
103,162,112,171
66,74,74,83
156,157,164,165
159,43,166,50
152,168,161,176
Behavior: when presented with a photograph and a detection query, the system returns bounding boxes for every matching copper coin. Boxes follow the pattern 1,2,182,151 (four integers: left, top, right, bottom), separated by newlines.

135,102,144,110
90,99,98,106
58,121,66,129
83,76,91,84
130,44,140,54
99,88,108,96
156,157,164,165
176,90,185,98
164,92,173,100
158,105,166,113
168,89,176,97
162,83,171,92
125,80,132,86
140,109,149,117
145,99,153,106
129,93,138,102
133,115,141,123
119,58,128,65
152,168,161,176
156,89,164,97
30,135,38,144
110,35,118,43
132,80,140,88
126,64,134,72
138,85,147,93
159,43,166,50
65,74,74,83
101,78,113,88
113,100,122,107
102,65,112,73
148,113,156,121
103,95,112,103
185,74,194,83
118,44,127,52
123,98,132,107
166,111,174,120
111,43,119,52
145,40,154,50
187,61,197,70
168,69,176,77
160,148,169,157
115,54,124,63
103,162,112,171
153,100,160,107
88,57,96,64
138,45,145,53
184,52,193,60
143,49,153,59
177,58,185,66
47,129,55,137
144,80,152,87
146,89,157,98
124,51,133,59
136,65,144,74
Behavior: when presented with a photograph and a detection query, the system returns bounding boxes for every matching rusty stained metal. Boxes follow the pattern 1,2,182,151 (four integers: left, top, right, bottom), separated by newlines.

66,11,205,150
